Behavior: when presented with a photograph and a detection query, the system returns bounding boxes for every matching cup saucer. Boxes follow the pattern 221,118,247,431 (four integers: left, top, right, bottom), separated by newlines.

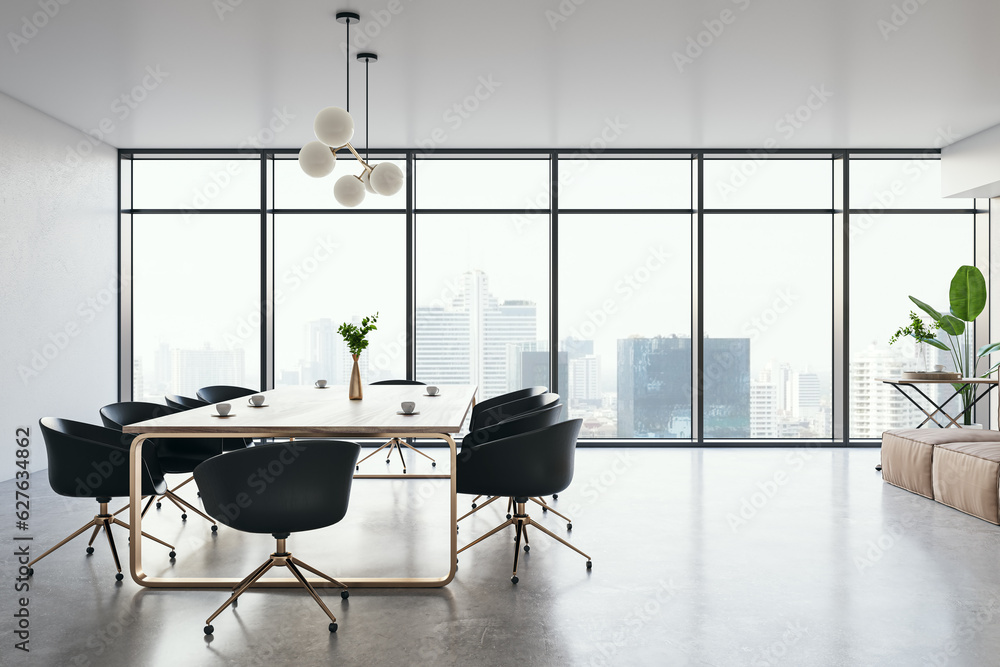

248,404,269,408
315,386,329,389
396,410,420,415
424,393,440,397
211,414,235,418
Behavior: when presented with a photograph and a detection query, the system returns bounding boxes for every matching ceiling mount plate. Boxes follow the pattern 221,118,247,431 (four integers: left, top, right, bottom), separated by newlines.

335,11,360,24
357,53,378,63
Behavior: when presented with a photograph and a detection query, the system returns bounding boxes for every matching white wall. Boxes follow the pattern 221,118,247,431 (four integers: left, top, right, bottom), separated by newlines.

0,92,118,482
941,122,1000,198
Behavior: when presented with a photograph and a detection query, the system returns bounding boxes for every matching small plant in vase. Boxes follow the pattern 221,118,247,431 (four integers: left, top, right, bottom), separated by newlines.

338,312,378,400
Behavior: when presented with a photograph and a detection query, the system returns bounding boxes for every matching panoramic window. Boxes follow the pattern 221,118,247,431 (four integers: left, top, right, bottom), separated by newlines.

122,151,985,444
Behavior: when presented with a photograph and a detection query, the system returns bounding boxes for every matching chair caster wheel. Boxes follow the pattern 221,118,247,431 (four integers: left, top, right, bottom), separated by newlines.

204,625,214,635
341,590,350,599
506,514,512,520
586,560,592,569
181,513,188,520
432,462,436,467
232,598,237,608
356,466,359,471
523,545,530,552
86,546,95,555
329,622,338,633
211,525,218,533
567,523,572,530
542,507,547,512
169,551,176,559
27,567,33,577
115,572,124,582
156,502,162,509
471,503,477,509
197,492,201,497
552,494,558,500
511,576,518,584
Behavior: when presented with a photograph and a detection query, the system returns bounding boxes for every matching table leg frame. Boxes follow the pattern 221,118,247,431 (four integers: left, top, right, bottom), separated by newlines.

129,431,458,589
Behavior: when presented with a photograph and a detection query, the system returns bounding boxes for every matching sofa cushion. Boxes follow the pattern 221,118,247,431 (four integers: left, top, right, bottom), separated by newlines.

881,429,1000,500
932,442,1000,525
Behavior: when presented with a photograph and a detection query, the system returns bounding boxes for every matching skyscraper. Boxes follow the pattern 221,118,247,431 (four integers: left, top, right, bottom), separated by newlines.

417,270,536,399
171,346,245,396
617,336,750,438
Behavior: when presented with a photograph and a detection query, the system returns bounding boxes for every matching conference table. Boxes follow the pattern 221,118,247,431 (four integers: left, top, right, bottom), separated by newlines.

123,384,477,589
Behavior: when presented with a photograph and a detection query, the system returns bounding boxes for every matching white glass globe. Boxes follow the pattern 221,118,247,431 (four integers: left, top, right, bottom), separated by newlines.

314,107,354,147
297,141,336,178
360,170,377,194
334,174,366,207
369,162,403,196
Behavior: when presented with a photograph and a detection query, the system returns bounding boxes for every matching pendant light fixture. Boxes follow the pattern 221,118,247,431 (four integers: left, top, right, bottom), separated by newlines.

297,10,403,207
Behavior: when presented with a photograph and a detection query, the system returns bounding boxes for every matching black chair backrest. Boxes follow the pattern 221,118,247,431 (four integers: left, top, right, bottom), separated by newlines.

165,394,209,410
471,392,560,432
39,417,166,499
457,419,583,499
462,402,563,449
370,379,426,386
195,440,361,535
197,385,257,403
100,401,179,430
100,401,223,464
471,386,546,421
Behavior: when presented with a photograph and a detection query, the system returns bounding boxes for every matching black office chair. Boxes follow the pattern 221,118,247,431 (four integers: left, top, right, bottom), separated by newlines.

356,380,435,473
195,440,361,634
28,417,176,581
196,385,257,404
466,392,563,513
164,394,209,410
456,419,590,583
470,386,547,425
100,401,221,530
457,402,574,528
471,391,560,432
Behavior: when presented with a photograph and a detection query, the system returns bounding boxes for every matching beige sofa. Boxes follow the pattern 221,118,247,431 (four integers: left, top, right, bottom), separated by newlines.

881,428,1000,525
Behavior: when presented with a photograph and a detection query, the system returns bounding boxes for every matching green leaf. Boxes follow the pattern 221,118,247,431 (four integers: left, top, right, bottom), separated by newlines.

977,342,1000,357
922,337,950,351
937,314,965,336
909,296,943,323
949,265,987,322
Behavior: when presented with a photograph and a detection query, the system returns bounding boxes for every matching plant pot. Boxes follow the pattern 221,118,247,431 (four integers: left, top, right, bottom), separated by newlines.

349,354,363,400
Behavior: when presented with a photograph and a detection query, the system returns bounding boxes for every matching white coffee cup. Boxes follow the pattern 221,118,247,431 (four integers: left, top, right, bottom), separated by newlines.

933,364,945,372
315,379,328,388
426,386,439,396
216,403,231,417
401,401,415,414
248,394,265,406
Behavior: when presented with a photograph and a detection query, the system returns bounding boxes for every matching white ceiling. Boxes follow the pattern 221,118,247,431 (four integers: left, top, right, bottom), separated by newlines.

2,0,999,150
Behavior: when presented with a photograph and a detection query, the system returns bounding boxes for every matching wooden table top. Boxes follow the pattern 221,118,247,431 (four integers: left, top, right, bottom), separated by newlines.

123,384,477,436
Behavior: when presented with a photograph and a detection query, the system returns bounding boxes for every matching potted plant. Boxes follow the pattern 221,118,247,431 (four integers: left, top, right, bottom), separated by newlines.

890,265,1000,426
338,312,378,400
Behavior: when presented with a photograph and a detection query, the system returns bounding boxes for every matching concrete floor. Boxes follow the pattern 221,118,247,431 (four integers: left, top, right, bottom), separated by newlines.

3,446,1000,666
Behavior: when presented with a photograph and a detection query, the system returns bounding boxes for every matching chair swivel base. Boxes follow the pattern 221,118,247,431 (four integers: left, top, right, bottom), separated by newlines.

203,536,349,635
27,500,176,581
154,475,218,531
355,437,436,474
459,495,573,530
457,500,591,584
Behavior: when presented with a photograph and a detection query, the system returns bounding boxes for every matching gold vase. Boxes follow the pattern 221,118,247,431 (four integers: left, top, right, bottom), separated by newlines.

349,354,363,400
